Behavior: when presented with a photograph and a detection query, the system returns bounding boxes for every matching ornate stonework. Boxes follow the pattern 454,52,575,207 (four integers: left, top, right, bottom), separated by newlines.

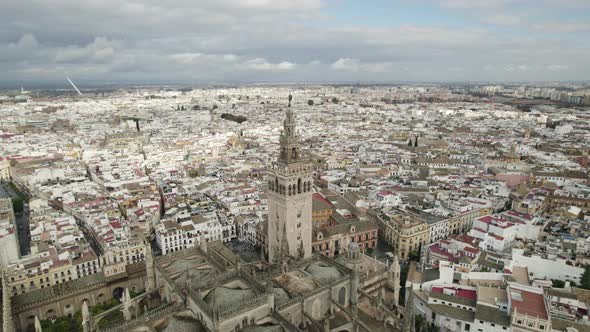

267,104,314,264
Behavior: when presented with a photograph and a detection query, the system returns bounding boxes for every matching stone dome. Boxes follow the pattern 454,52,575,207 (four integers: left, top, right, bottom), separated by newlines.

305,262,343,283
203,286,255,309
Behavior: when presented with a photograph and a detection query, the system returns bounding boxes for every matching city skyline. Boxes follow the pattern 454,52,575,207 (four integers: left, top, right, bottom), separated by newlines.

2,0,590,86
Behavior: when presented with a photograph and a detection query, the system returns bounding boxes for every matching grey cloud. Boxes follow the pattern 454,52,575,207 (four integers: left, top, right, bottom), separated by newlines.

0,0,589,84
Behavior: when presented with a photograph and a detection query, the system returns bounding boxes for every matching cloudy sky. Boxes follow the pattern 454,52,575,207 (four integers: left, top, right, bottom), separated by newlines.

1,0,589,86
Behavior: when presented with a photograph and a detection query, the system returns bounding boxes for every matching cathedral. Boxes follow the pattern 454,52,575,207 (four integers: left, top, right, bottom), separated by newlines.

4,100,407,332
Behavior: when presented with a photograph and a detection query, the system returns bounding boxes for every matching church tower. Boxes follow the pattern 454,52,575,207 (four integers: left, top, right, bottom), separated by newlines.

267,96,313,264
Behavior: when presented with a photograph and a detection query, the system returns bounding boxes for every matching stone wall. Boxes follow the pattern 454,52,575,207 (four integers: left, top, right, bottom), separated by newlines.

13,272,145,330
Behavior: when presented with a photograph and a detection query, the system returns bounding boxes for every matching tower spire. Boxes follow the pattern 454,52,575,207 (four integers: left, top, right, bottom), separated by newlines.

266,94,313,264
82,300,92,332
145,217,156,293
278,95,304,165
389,255,401,307
403,287,415,332
34,315,42,332
349,243,360,317
2,272,15,332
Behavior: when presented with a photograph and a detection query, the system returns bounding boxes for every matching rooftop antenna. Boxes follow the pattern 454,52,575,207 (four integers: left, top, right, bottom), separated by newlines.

66,77,82,95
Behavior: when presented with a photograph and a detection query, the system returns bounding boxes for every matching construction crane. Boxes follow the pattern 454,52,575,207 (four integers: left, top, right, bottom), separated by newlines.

66,77,82,95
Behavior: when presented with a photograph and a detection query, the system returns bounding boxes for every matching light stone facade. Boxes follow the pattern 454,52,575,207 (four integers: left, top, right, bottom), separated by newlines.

267,108,314,264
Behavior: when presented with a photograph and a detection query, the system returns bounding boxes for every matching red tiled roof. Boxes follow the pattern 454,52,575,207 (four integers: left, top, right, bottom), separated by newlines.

110,221,122,229
313,193,333,208
432,286,477,301
478,215,494,224
452,234,480,247
493,221,515,229
510,287,548,319
428,245,458,263
490,234,504,240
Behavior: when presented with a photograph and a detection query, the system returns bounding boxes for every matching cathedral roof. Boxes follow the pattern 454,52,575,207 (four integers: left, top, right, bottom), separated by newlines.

273,286,292,305
274,270,320,295
161,314,208,332
304,262,344,284
242,324,285,332
203,286,255,310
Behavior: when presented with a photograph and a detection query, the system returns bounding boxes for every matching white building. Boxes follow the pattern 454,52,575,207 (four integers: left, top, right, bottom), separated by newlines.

0,159,10,180
156,219,196,255
509,249,583,284
0,198,20,266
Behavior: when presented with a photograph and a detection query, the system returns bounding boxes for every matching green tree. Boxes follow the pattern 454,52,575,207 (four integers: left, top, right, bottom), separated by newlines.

40,312,82,332
331,97,338,103
415,314,426,332
399,264,409,305
552,279,565,288
307,99,314,106
409,250,420,262
580,265,590,290
11,197,23,213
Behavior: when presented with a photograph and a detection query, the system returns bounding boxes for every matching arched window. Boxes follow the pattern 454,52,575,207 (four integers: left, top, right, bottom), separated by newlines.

297,178,302,194
338,287,346,305
292,147,298,159
46,309,56,320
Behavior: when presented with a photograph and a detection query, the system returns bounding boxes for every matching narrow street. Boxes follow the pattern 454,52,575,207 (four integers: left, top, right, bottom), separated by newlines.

1,180,30,256
15,204,30,256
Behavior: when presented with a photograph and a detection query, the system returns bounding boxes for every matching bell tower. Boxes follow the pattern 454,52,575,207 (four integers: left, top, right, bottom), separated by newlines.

267,95,313,264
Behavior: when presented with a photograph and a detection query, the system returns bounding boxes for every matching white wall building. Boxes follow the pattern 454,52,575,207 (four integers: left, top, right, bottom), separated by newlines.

509,249,583,284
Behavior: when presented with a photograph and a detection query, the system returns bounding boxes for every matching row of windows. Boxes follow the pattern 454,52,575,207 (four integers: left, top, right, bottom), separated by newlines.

478,320,507,329
76,261,98,269
268,178,312,196
432,299,474,311
515,318,546,330
113,253,145,263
